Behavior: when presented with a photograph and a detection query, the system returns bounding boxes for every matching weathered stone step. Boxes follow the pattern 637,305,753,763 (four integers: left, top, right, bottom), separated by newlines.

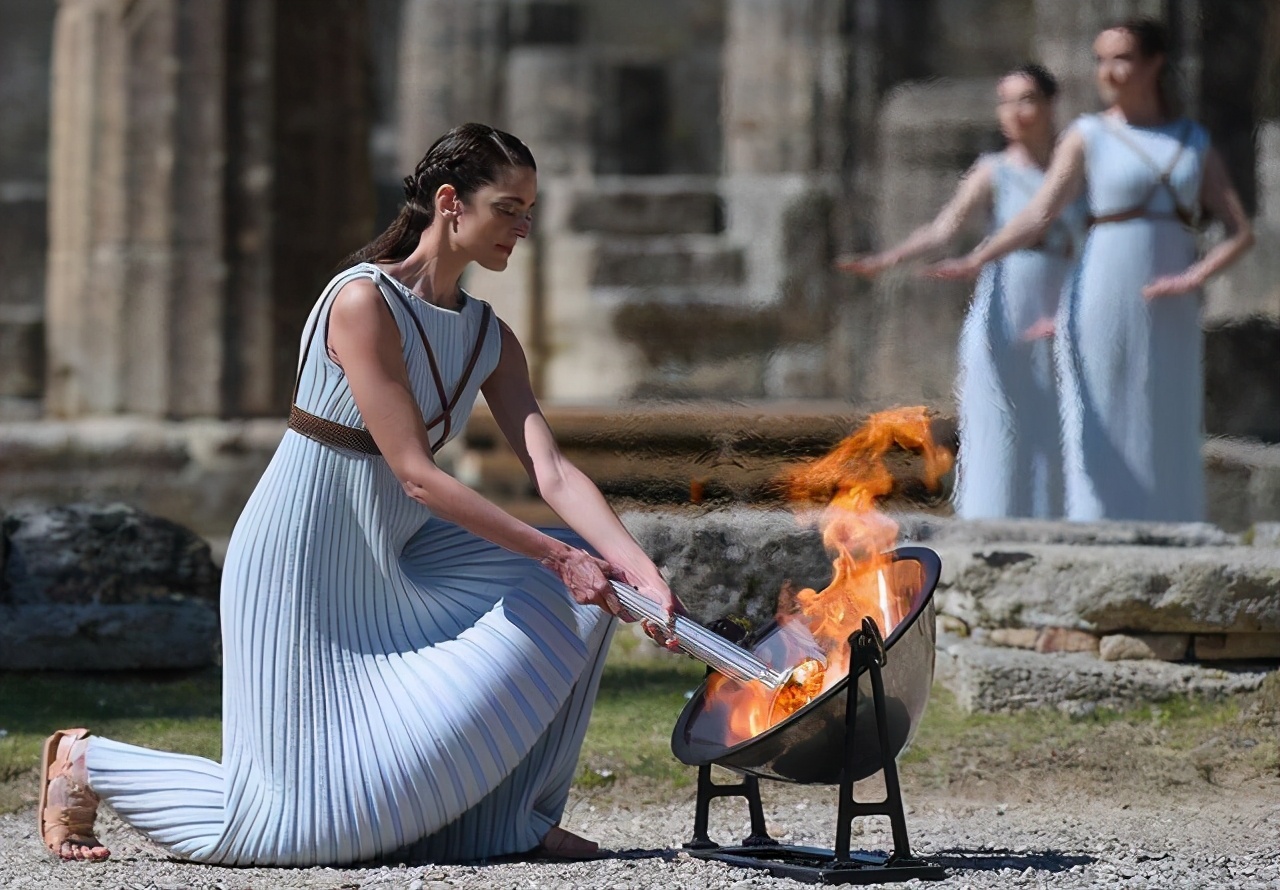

936,632,1269,714
932,542,1280,635
590,236,745,287
563,179,724,236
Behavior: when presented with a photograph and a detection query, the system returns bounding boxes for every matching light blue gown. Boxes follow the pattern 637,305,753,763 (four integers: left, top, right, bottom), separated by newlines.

83,263,615,866
1057,114,1209,521
954,153,1084,519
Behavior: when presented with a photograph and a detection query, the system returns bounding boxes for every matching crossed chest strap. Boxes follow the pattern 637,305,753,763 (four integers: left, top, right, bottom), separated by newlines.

1087,118,1199,229
288,275,493,457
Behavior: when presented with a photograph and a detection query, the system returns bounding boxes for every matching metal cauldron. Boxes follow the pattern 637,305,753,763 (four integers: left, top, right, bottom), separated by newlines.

670,546,940,785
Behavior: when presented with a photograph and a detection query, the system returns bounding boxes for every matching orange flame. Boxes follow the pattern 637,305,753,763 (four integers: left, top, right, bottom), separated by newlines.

705,406,953,745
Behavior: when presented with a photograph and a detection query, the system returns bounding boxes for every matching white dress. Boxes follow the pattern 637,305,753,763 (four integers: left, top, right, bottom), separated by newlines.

954,152,1084,518
1057,115,1208,521
84,263,615,865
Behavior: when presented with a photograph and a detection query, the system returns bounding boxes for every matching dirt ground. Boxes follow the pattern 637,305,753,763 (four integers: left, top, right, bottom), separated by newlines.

3,737,1277,890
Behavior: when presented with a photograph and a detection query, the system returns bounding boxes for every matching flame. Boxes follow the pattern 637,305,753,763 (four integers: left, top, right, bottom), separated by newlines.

704,406,953,745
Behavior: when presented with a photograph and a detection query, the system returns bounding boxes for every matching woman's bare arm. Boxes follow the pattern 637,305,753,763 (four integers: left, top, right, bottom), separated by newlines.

835,159,994,277
927,128,1087,280
326,279,630,614
1142,147,1255,299
481,322,682,617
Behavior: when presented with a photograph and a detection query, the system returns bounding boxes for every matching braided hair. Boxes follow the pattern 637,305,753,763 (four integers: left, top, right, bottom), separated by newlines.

343,123,536,268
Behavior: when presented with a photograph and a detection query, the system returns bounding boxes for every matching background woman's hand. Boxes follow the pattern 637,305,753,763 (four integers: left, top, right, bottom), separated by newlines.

1020,317,1056,341
833,253,893,278
922,255,982,281
1142,269,1203,301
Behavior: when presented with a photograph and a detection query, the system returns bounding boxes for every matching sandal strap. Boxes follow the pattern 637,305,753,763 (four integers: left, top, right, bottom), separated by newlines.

43,802,98,835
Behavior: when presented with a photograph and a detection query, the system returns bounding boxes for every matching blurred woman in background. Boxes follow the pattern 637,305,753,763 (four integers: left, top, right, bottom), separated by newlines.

838,64,1085,519
930,19,1254,521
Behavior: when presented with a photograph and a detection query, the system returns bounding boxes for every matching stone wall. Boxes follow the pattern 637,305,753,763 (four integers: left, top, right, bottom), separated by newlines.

42,0,372,420
0,0,56,420
0,0,1276,438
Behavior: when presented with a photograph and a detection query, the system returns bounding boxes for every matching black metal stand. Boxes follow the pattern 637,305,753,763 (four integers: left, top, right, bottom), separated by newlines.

683,618,946,885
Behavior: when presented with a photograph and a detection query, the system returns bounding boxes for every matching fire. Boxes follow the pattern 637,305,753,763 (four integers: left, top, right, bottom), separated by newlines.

705,406,953,745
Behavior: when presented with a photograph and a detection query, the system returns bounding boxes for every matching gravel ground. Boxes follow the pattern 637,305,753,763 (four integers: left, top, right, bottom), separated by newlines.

3,776,1277,890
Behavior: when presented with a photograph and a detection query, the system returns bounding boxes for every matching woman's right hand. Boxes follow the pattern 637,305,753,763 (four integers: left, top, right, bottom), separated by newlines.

540,546,625,616
833,253,892,278
923,254,982,281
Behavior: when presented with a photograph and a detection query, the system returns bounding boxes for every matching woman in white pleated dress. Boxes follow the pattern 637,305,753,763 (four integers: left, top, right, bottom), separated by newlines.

838,65,1084,519
38,123,682,866
929,18,1254,521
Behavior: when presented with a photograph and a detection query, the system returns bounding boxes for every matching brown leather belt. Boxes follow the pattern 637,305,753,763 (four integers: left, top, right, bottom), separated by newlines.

289,405,381,455
1088,208,1192,227
287,269,494,459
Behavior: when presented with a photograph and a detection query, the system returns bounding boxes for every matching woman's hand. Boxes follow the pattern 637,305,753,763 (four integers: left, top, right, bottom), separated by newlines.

610,568,686,651
541,546,624,616
1142,269,1203,301
1020,317,1056,341
833,253,893,278
923,255,983,281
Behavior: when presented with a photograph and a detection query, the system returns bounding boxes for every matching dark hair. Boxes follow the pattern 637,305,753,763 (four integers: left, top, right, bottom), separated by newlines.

344,122,536,268
1004,63,1058,100
1112,16,1169,59
1107,16,1179,116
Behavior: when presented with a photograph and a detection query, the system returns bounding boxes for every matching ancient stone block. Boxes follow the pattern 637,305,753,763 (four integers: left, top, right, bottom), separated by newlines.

1193,634,1280,661
933,542,1280,635
591,239,745,287
936,633,1267,714
565,185,723,236
0,502,221,670
1099,633,1190,662
988,628,1039,650
0,603,219,671
1035,627,1100,655
622,509,831,627
2,503,220,606
1205,318,1280,442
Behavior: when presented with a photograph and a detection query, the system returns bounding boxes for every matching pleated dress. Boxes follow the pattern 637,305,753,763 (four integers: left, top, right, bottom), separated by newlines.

84,262,615,866
1056,114,1208,521
954,153,1084,519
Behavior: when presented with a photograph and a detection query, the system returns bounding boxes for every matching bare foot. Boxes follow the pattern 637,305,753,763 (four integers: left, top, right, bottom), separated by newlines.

40,730,110,861
540,824,600,859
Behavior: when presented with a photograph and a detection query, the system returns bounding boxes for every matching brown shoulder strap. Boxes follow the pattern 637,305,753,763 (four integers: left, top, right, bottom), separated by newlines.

425,303,493,449
1101,117,1197,224
381,285,494,452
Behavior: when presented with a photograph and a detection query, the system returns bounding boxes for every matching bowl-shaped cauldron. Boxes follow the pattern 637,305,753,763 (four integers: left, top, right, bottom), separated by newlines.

670,546,940,785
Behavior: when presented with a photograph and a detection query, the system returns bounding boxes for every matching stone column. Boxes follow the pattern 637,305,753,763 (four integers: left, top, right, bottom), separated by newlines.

45,0,372,418
722,0,848,176
0,0,57,417
719,0,850,398
396,0,509,171
45,0,227,417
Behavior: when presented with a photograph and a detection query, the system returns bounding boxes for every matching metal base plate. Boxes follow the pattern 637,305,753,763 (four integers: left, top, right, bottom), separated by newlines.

686,844,947,885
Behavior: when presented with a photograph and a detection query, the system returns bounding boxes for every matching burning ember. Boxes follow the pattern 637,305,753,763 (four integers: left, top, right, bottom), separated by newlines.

704,406,954,744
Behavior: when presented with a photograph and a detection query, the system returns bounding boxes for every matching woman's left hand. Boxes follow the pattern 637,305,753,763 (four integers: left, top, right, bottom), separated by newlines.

922,255,982,281
613,569,685,651
1142,269,1203,301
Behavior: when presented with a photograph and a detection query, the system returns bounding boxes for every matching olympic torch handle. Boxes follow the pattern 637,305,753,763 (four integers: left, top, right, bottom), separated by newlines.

608,580,789,689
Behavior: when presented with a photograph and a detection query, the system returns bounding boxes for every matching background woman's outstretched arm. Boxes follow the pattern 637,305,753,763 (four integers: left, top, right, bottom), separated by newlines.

927,128,1086,280
835,158,994,277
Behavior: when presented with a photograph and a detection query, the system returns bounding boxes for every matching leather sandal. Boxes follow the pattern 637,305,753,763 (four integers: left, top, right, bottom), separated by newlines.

537,824,603,860
38,727,109,861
